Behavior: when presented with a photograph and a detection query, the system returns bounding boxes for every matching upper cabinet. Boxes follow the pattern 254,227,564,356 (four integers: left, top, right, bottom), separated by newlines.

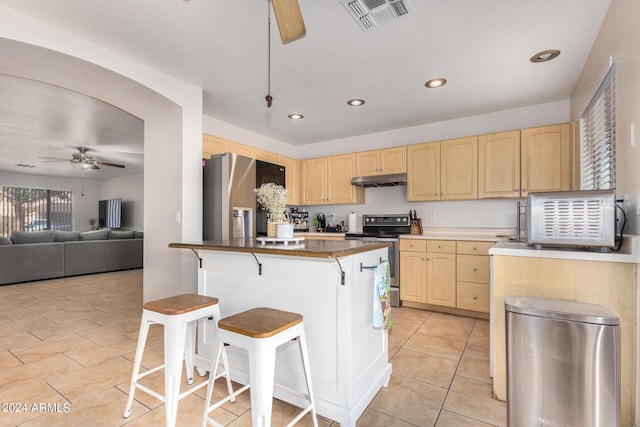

355,146,407,176
407,137,477,201
478,130,521,199
520,123,572,195
477,123,572,199
301,154,365,205
278,155,301,206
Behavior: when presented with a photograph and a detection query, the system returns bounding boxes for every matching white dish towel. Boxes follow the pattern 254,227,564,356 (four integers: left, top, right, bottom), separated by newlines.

373,260,393,330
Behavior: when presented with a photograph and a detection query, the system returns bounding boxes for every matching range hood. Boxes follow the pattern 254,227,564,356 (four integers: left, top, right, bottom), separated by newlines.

351,173,407,187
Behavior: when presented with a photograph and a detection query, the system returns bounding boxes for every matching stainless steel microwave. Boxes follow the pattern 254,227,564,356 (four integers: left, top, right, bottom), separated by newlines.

527,190,617,249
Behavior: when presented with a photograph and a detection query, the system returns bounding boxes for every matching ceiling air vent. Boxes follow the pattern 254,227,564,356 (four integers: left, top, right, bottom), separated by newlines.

343,0,412,31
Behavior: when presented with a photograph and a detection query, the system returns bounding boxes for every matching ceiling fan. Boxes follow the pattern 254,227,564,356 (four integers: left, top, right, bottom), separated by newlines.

40,146,125,170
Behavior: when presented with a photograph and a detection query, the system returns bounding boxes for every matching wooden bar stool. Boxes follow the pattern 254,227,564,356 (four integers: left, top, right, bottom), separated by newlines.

123,294,234,427
202,307,318,427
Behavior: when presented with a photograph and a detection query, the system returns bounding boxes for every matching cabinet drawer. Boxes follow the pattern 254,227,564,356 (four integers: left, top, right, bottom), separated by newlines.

456,254,490,283
456,281,490,313
456,240,495,255
427,240,456,253
400,239,427,252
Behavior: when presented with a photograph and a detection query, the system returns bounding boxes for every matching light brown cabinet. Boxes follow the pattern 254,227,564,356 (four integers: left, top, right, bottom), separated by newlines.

355,146,406,176
425,240,456,307
278,155,301,206
399,239,427,303
407,137,477,201
455,241,493,313
300,154,364,205
478,123,572,199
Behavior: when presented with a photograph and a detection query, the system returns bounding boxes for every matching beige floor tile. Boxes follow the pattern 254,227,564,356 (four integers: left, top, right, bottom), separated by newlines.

28,318,101,340
48,356,133,402
456,351,491,384
64,336,138,367
0,353,83,391
443,376,507,427
369,374,447,427
418,312,475,341
391,348,457,388
435,410,494,426
11,334,94,364
387,330,407,358
392,307,432,323
404,331,467,361
356,408,416,426
0,349,22,369
225,398,331,427
0,331,42,352
388,318,423,340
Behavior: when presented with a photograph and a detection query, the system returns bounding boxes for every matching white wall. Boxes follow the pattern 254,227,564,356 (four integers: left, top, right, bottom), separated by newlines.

569,1,640,425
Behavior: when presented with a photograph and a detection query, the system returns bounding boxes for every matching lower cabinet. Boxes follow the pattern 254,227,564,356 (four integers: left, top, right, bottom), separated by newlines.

400,238,493,314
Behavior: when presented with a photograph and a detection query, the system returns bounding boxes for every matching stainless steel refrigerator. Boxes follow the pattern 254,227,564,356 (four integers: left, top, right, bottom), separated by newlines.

203,153,256,240
203,153,286,240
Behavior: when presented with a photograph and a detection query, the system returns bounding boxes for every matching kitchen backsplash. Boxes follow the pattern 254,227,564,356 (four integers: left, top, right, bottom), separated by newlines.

291,186,522,232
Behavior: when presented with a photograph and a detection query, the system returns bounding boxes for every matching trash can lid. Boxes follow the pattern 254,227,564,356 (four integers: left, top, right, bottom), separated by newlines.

505,296,620,326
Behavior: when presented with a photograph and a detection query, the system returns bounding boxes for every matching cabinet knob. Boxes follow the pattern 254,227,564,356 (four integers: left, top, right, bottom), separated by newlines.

473,295,478,300
425,257,429,261
515,188,519,192
522,188,528,193
421,257,426,261
472,246,477,251
438,245,442,249
473,267,478,271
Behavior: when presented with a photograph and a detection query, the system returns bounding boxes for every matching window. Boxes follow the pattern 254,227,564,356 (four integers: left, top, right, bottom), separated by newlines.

0,186,73,237
580,59,616,190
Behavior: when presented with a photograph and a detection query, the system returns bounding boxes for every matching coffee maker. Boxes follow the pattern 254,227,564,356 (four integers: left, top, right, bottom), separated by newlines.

316,213,326,232
290,207,309,232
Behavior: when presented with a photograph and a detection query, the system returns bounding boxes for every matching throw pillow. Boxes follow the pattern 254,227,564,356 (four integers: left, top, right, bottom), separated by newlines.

10,230,56,244
79,229,111,241
0,236,13,245
54,231,81,242
109,230,135,239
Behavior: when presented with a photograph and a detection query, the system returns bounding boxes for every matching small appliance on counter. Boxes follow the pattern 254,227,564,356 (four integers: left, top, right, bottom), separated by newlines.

316,213,326,232
290,207,309,232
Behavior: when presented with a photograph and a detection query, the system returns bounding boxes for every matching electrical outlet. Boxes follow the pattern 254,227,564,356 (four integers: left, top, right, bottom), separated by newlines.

630,123,636,147
428,212,436,220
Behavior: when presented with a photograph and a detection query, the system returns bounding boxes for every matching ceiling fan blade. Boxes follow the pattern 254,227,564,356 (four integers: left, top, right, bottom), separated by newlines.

95,161,125,169
38,157,68,162
272,0,306,44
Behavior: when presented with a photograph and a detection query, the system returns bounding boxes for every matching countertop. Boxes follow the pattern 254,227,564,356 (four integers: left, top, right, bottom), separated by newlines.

400,227,515,242
490,235,640,263
169,238,391,259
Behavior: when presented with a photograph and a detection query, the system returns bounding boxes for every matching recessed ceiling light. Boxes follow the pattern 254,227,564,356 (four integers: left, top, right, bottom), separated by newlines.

288,113,304,120
530,49,561,63
425,78,447,88
347,99,366,106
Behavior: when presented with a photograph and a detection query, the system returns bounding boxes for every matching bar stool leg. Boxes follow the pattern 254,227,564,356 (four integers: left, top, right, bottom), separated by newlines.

297,331,318,427
164,316,188,427
123,314,151,418
184,320,197,384
249,338,277,427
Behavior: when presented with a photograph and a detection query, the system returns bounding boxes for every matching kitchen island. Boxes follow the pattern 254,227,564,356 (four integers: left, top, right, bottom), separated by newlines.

169,239,392,427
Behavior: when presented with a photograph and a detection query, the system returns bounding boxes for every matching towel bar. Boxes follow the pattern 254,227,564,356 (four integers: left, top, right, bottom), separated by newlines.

360,258,385,272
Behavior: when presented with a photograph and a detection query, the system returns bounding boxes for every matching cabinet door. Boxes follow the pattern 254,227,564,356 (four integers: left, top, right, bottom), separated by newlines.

440,136,477,200
478,130,521,198
301,157,327,205
407,142,440,201
426,252,456,307
355,150,380,176
380,146,407,174
521,123,572,195
400,251,427,303
327,153,364,204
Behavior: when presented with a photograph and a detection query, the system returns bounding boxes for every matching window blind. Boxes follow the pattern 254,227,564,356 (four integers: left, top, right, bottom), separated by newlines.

580,60,616,190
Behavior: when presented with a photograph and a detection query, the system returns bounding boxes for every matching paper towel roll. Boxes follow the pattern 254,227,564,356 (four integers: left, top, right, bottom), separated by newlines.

348,212,358,233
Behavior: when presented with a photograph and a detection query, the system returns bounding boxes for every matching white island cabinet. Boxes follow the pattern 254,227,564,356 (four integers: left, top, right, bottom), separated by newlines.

170,239,392,427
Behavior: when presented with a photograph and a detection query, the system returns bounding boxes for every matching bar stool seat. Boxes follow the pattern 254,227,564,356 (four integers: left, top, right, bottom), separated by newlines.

202,307,318,427
123,294,234,427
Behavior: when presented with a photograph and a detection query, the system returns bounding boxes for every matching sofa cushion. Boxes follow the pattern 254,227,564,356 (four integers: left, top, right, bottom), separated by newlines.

109,230,134,239
134,231,144,239
0,236,13,245
54,231,81,242
79,229,110,241
11,230,56,244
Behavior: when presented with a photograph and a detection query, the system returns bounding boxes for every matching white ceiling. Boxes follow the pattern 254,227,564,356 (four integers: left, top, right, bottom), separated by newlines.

0,0,611,180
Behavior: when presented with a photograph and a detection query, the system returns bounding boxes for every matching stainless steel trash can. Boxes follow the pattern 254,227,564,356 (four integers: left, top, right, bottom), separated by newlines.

505,296,620,427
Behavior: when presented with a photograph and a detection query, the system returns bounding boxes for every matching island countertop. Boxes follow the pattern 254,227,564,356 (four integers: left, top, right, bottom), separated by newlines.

169,238,391,259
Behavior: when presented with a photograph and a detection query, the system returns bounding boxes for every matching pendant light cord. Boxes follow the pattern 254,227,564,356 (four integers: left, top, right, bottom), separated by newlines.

265,0,273,108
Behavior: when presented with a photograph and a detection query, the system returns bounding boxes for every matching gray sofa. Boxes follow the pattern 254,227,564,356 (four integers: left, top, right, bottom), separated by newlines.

0,229,143,285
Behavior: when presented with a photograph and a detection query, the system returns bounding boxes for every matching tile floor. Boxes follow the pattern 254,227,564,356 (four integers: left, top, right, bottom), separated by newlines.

0,270,506,426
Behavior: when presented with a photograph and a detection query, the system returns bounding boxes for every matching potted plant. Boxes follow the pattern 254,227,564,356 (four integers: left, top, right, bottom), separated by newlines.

254,183,289,237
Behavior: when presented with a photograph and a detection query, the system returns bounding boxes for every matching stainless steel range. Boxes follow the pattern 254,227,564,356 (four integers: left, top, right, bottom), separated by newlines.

345,214,411,307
